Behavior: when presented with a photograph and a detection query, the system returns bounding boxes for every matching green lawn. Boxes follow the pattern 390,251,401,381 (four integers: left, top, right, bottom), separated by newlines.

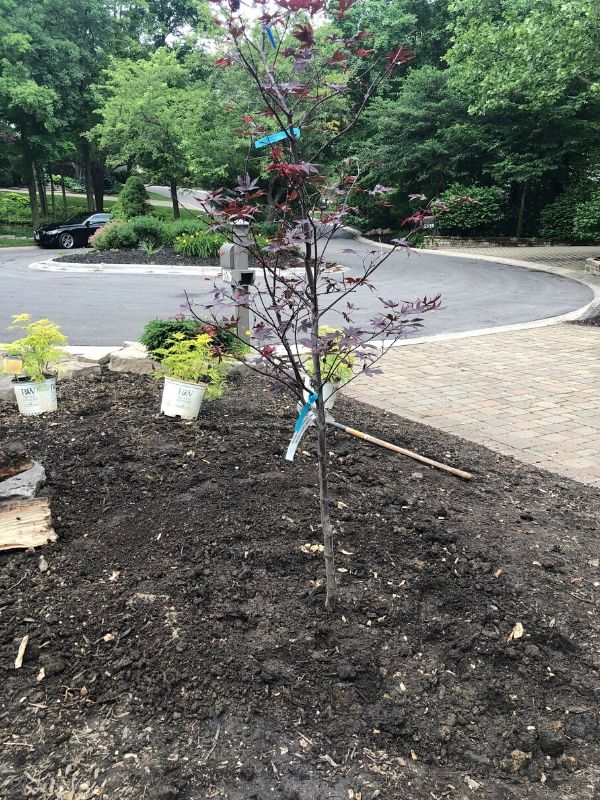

0,190,201,229
0,237,35,247
146,190,169,201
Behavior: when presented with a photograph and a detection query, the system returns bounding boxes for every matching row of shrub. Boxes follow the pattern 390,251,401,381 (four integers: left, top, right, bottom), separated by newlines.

540,182,600,243
89,215,228,258
91,214,273,258
345,179,600,243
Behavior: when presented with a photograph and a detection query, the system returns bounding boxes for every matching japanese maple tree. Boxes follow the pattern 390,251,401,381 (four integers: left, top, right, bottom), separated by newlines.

187,0,440,611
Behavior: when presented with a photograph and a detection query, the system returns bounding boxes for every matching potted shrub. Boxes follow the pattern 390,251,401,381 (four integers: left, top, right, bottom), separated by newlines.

155,332,233,420
305,326,354,410
1,314,67,416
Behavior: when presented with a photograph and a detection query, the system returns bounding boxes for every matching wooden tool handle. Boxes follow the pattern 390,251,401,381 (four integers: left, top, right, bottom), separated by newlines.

329,421,473,481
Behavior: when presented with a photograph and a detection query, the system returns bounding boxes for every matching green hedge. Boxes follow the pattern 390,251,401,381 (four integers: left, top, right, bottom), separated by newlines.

436,184,507,235
539,180,599,243
90,215,225,255
140,318,247,357
573,189,600,243
0,193,31,224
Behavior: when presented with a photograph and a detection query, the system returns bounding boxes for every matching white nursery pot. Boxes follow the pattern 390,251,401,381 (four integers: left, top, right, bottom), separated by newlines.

161,376,207,420
13,377,58,416
303,381,342,412
323,380,342,410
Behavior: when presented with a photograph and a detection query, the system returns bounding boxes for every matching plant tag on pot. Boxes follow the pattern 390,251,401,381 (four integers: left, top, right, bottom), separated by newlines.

2,356,22,375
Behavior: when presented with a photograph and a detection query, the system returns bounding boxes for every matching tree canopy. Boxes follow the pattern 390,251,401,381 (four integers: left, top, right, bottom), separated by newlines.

0,0,598,239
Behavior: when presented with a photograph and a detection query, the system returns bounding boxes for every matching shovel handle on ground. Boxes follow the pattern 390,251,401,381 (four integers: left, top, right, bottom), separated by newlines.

327,420,473,481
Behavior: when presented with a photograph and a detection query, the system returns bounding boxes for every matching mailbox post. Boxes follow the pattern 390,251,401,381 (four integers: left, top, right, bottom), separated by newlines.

219,221,256,343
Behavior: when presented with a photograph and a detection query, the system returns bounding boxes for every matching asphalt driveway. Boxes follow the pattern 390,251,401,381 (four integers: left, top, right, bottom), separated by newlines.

0,242,593,345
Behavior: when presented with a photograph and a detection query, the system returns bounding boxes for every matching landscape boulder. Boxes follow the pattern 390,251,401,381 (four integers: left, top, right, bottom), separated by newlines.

109,343,154,375
0,462,47,501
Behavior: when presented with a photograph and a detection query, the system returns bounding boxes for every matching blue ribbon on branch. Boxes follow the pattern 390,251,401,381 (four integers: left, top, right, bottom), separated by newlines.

295,392,318,432
264,25,277,49
254,127,301,149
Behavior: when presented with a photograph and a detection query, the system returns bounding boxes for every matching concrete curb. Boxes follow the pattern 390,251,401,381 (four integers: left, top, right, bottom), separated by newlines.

26,257,335,277
355,238,600,345
28,257,221,276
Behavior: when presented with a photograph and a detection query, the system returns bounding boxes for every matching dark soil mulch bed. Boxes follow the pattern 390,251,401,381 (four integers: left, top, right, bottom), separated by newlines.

571,312,600,327
57,247,298,268
58,245,220,267
1,372,599,799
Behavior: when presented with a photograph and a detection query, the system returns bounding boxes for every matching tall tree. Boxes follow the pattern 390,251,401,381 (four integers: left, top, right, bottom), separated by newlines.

0,0,131,222
446,0,600,234
93,49,211,217
126,0,211,48
352,66,490,197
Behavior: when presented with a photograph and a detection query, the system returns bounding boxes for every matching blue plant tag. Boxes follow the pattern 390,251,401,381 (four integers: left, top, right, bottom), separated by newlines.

254,127,301,149
264,25,277,49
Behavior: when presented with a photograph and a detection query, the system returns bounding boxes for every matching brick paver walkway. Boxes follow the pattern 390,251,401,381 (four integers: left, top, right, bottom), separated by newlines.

343,324,600,487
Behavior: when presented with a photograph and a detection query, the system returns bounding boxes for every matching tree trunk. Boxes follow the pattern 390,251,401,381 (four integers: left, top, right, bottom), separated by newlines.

515,184,527,238
316,401,336,611
170,180,180,219
266,176,277,221
35,165,48,216
60,176,68,216
80,139,96,212
92,162,104,212
22,145,40,230
49,170,56,217
311,323,337,611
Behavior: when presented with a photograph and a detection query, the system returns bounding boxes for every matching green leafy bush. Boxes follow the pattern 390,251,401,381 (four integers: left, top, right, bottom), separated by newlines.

202,322,248,356
539,194,578,243
129,215,168,246
51,175,85,193
141,318,247,358
0,193,31,224
0,223,33,238
89,220,137,250
539,180,596,243
253,221,280,237
111,176,150,220
173,230,227,259
573,189,600,242
436,184,507,235
154,332,233,401
163,218,209,240
140,319,199,354
1,313,67,381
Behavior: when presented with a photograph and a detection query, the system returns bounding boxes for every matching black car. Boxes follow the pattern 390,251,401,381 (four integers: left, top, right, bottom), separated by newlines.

34,212,111,249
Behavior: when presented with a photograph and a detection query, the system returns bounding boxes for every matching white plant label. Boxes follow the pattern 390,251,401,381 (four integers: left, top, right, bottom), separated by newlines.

285,409,315,461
